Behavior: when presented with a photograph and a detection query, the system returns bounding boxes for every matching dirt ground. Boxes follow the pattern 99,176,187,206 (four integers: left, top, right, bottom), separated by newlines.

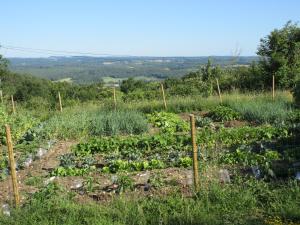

0,141,76,205
0,141,217,207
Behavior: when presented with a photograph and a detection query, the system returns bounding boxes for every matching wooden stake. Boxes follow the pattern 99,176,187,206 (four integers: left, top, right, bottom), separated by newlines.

272,75,275,101
113,87,117,110
5,125,20,207
216,79,222,103
160,83,167,110
58,92,63,112
189,114,199,192
11,95,16,114
0,90,3,104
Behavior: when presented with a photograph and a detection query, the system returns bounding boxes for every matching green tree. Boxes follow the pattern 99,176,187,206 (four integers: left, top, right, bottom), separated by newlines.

257,21,300,88
0,54,8,73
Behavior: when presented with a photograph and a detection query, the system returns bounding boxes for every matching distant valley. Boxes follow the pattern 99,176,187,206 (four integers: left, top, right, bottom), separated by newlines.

8,56,258,84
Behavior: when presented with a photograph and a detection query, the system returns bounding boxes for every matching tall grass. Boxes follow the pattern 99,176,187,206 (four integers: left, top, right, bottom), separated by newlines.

38,105,148,140
90,110,148,136
223,91,293,124
1,180,299,225
103,91,293,116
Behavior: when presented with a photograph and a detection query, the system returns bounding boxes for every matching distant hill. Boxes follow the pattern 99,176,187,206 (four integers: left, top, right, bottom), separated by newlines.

8,56,258,84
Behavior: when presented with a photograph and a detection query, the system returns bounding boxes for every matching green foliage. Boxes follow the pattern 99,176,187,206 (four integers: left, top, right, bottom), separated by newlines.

221,147,280,177
51,166,93,176
195,116,213,128
114,174,135,193
90,110,148,136
227,97,291,124
1,181,299,225
177,157,193,168
147,112,189,133
257,21,300,89
35,107,148,140
0,106,39,144
106,159,165,173
208,105,241,122
293,79,300,107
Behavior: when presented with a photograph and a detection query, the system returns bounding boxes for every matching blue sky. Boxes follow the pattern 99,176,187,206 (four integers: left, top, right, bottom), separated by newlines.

0,0,299,57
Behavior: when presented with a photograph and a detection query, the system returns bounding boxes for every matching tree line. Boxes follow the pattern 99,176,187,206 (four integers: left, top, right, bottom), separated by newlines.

1,21,300,108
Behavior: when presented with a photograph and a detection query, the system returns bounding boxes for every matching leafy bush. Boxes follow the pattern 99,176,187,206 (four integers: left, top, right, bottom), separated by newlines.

208,105,241,122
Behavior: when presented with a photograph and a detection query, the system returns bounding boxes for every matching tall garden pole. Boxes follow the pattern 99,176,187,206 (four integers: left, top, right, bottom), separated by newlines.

113,87,117,111
58,92,63,112
272,75,275,101
0,90,3,103
5,125,20,207
189,114,199,192
216,79,222,104
11,95,16,114
160,83,167,110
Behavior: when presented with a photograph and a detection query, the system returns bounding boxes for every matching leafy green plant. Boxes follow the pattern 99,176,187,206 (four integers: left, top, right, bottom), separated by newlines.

195,116,213,128
208,105,241,122
177,157,193,168
221,147,280,177
51,166,94,176
114,174,134,193
147,112,189,133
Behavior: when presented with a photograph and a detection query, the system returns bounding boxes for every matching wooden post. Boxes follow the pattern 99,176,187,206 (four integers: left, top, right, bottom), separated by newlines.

272,75,275,101
189,114,199,191
5,125,20,207
0,90,3,104
11,95,16,115
113,87,117,111
160,83,167,110
216,79,222,103
58,92,63,112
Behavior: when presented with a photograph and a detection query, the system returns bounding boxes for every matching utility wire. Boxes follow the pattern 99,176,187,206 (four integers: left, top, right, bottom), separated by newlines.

0,44,112,57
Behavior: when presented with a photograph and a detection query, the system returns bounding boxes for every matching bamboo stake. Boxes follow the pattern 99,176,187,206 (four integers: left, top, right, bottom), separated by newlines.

216,79,222,103
58,92,63,112
113,87,117,111
11,95,16,114
189,114,199,192
5,125,20,207
0,90,3,104
160,83,167,110
272,75,275,101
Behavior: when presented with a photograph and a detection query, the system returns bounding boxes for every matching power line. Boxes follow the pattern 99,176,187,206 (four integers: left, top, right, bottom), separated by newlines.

0,44,113,57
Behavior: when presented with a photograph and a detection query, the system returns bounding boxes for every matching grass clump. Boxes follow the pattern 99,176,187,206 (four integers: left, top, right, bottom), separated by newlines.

226,96,292,124
90,110,148,136
38,106,148,139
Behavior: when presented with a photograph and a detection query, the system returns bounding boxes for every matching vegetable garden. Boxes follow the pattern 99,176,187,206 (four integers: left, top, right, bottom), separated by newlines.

0,90,300,225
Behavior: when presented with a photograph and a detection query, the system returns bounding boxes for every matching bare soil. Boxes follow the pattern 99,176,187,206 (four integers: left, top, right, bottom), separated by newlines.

0,141,76,205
